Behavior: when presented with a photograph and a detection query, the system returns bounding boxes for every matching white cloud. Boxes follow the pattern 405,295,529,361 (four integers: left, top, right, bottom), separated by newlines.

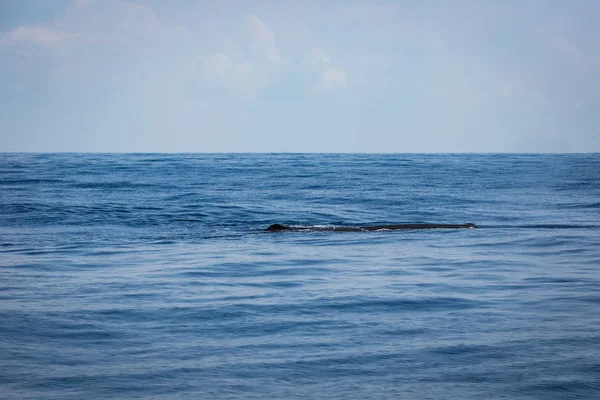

247,15,273,41
0,26,68,47
75,0,91,8
311,48,346,91
266,45,281,66
1,1,187,50
202,15,283,94
206,53,232,78
204,52,262,94
320,67,346,89
0,0,196,99
311,48,330,70
116,3,160,37
246,15,281,65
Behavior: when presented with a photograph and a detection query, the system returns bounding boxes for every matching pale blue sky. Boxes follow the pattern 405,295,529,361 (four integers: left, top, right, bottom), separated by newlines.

1,0,599,152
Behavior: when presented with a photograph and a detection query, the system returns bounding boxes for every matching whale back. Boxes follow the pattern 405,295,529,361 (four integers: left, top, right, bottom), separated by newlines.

266,223,478,232
266,223,287,231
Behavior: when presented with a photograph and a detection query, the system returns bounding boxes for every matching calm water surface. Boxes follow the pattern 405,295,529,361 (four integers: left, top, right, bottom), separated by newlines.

1,153,599,399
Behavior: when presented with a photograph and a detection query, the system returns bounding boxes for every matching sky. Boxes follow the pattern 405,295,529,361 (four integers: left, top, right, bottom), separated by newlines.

1,0,599,152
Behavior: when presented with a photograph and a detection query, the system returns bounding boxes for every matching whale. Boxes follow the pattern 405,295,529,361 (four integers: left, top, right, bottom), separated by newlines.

266,223,478,232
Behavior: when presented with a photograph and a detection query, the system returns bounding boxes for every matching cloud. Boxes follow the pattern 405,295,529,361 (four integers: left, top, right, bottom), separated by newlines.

320,67,346,89
246,15,281,65
206,53,232,78
204,53,261,94
203,15,283,94
311,48,346,90
247,15,273,41
311,48,330,70
1,0,187,51
75,0,91,7
0,26,68,47
0,0,197,100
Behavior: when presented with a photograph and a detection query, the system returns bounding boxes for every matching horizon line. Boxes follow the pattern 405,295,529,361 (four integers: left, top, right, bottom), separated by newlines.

1,151,598,155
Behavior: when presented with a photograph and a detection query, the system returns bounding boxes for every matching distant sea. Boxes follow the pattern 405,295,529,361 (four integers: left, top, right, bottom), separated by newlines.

1,153,599,399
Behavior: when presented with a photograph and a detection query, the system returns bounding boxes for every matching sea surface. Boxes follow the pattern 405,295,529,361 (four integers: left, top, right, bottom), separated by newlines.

1,153,599,399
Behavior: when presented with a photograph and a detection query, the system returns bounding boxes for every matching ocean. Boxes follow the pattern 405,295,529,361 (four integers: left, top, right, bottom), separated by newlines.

1,153,599,399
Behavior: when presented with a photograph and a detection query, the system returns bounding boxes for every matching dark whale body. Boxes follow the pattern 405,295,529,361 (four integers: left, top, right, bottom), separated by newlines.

266,223,478,232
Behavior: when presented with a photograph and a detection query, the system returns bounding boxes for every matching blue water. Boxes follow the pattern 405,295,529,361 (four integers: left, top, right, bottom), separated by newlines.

1,153,599,399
